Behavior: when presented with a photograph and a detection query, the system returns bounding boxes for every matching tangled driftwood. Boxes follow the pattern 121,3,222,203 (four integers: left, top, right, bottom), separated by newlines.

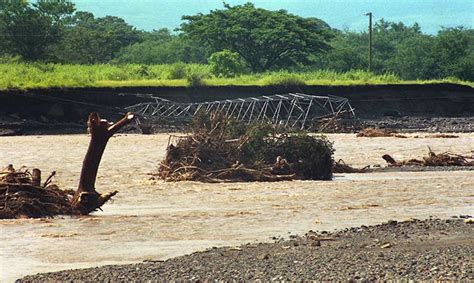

0,112,134,219
156,112,334,182
382,147,474,167
333,159,370,173
312,115,360,133
356,128,407,138
423,134,459,139
358,128,461,139
0,166,75,219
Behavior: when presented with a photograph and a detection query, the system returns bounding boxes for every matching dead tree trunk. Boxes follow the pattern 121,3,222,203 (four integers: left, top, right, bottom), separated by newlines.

72,112,135,214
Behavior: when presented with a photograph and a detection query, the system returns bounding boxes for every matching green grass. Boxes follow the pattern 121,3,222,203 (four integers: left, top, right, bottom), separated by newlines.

0,63,472,90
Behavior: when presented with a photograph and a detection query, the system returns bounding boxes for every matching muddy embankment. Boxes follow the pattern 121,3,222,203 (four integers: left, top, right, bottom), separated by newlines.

0,83,473,135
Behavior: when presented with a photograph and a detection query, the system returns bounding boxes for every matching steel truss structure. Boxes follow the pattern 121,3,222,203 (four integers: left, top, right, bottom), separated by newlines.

126,93,355,129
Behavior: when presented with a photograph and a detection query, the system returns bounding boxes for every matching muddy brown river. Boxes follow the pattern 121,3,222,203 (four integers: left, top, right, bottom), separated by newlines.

1,133,473,282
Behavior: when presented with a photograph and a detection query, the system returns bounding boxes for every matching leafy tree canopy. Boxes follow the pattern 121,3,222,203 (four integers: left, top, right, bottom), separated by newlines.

0,0,75,60
180,3,334,72
52,11,140,63
115,32,207,64
0,2,472,82
432,27,473,80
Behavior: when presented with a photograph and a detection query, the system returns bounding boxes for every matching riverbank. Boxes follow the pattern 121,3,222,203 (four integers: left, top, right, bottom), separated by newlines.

0,83,473,136
1,116,473,136
18,217,474,281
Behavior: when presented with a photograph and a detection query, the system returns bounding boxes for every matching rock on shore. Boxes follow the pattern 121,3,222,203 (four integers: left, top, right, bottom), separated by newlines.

19,217,473,281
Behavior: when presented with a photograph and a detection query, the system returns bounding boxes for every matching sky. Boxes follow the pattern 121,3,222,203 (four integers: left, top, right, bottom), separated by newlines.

73,0,473,34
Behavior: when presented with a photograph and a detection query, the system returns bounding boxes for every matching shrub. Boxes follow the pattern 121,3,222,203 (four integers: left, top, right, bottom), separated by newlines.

186,69,209,87
134,65,151,78
271,134,334,180
0,55,23,64
443,76,461,83
208,50,245,77
167,62,188,79
379,72,400,83
241,125,334,180
263,71,306,86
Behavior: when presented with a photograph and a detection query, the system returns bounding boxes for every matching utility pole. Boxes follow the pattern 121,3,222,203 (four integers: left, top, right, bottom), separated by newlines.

365,12,373,72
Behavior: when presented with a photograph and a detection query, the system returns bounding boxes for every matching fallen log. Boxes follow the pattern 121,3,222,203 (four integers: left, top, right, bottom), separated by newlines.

1,112,134,219
72,112,135,214
424,134,459,139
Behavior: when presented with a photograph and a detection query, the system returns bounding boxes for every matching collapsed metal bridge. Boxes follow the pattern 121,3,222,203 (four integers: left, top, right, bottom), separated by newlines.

126,93,355,129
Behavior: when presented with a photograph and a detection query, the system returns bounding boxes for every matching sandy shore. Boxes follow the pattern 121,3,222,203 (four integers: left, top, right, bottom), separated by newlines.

19,217,474,281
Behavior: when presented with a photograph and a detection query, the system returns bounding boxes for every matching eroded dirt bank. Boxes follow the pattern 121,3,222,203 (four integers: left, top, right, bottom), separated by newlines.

19,217,474,281
0,83,472,135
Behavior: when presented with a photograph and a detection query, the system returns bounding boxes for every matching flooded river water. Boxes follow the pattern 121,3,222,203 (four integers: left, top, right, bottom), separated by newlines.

1,133,473,281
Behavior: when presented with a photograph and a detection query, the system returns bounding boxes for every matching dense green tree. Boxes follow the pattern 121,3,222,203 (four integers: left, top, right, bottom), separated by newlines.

208,49,246,77
371,20,424,74
140,28,173,42
0,2,472,82
311,19,472,81
0,0,75,60
0,15,8,56
52,11,140,63
386,35,436,79
115,31,207,64
312,30,367,72
180,3,333,72
431,27,473,81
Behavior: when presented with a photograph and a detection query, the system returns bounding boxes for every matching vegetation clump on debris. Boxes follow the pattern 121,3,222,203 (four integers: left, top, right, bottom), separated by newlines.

156,112,335,182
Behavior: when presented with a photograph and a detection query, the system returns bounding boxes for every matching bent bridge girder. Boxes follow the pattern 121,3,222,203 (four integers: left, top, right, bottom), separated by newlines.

126,93,355,129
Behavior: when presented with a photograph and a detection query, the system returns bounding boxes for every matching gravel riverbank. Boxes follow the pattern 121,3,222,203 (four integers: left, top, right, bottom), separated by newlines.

19,217,474,281
1,116,473,136
356,117,474,133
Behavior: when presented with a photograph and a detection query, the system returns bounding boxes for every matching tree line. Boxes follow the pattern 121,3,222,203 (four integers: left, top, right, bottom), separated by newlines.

1,1,472,81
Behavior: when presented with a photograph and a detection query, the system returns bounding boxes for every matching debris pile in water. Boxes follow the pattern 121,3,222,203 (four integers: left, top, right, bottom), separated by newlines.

156,112,335,182
356,128,407,138
0,165,76,219
333,159,370,173
382,147,474,167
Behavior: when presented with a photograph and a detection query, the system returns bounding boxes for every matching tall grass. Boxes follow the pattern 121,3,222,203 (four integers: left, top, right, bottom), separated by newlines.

0,62,471,90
